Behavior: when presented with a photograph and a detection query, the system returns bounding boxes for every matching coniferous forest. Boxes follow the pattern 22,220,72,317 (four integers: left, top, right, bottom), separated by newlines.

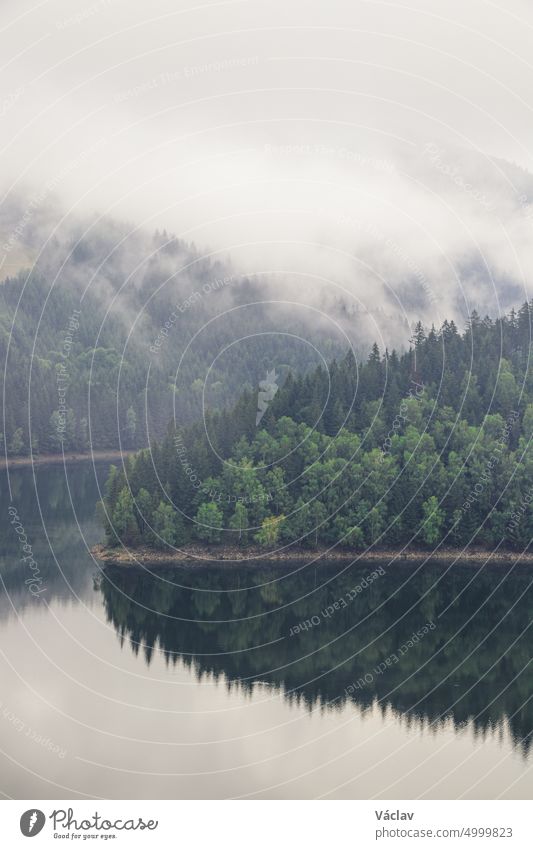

99,303,533,554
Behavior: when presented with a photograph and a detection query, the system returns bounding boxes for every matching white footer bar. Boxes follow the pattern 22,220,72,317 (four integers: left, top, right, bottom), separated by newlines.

1,800,530,848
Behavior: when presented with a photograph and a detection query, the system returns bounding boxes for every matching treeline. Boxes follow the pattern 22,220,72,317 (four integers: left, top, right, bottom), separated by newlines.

99,303,533,552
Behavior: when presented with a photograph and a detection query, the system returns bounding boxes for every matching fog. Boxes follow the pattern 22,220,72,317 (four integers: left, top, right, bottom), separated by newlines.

1,0,533,338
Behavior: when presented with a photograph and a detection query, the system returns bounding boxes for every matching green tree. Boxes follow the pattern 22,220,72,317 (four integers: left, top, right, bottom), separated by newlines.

112,486,138,545
195,502,223,543
365,505,386,546
332,516,365,549
153,501,184,548
421,496,445,546
134,488,154,539
96,499,114,544
229,502,249,544
494,359,518,414
255,515,285,548
48,412,64,451
9,428,24,455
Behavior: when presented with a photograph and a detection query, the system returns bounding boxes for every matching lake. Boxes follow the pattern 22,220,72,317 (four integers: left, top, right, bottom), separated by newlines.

0,462,531,799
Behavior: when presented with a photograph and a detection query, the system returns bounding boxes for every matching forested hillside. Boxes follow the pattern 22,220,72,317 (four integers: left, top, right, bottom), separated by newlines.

0,225,346,456
100,304,533,552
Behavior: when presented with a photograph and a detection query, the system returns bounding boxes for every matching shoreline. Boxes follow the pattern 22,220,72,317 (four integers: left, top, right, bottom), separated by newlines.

91,543,533,567
0,449,139,471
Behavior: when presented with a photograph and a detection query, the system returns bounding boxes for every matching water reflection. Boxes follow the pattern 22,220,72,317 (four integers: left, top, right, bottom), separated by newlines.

1,464,532,798
101,560,533,756
0,462,107,614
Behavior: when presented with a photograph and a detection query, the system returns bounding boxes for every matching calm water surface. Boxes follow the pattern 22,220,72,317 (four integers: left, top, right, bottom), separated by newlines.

0,463,532,799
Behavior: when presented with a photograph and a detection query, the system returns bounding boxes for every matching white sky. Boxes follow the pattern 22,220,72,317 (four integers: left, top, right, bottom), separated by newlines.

1,0,533,322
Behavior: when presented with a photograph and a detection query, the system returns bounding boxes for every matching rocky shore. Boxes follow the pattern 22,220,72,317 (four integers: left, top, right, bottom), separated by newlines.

0,449,138,470
91,543,532,567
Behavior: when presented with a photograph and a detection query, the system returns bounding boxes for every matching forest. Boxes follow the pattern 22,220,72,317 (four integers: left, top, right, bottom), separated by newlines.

99,303,533,553
0,227,344,456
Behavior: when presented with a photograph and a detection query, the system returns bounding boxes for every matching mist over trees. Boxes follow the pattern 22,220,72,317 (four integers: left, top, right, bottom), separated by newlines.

0,226,347,455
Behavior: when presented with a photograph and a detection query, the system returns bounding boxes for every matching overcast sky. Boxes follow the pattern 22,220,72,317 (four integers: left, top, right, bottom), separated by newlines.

1,0,533,325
